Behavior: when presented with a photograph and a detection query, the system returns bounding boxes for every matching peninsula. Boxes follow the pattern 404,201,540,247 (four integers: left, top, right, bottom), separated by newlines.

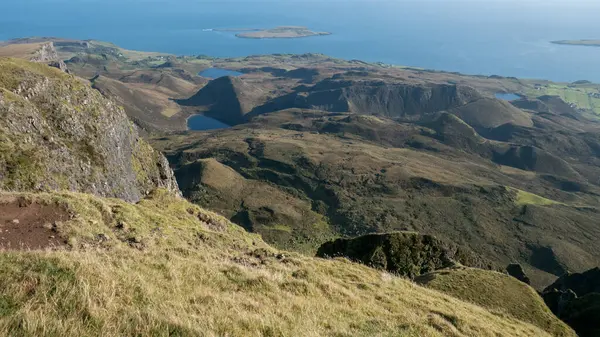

551,39,600,47
215,26,331,39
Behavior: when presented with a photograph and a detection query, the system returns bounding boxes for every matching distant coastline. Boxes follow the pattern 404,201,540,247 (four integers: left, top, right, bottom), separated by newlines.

551,39,600,47
212,26,332,39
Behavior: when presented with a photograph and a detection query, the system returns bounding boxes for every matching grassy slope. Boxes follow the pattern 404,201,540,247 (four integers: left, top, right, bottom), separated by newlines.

154,121,600,288
513,189,561,206
0,190,552,337
523,83,600,115
415,267,576,337
0,43,45,59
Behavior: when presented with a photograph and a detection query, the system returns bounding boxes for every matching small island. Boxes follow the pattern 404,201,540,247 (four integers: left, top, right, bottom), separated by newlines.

214,26,331,39
551,39,600,47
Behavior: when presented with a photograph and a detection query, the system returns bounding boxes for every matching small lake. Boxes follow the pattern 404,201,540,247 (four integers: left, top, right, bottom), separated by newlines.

495,93,522,101
199,68,244,79
187,114,231,131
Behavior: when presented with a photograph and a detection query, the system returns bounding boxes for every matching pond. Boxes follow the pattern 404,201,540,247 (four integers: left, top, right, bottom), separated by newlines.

495,93,522,101
187,114,231,131
199,68,244,79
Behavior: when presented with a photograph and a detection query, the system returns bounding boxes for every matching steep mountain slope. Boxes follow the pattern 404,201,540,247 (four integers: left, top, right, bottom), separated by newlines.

0,58,179,201
154,109,600,287
174,157,335,252
0,189,558,337
90,75,189,132
239,79,535,132
177,76,267,125
249,80,480,116
449,98,533,128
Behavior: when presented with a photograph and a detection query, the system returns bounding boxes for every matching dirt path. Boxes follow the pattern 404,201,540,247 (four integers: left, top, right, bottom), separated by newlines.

0,198,69,250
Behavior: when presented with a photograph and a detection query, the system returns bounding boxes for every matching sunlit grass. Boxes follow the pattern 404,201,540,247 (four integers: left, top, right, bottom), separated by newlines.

513,189,561,206
0,190,555,337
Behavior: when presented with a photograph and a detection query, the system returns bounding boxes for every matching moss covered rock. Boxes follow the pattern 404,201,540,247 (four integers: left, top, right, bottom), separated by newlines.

0,58,178,201
316,231,495,278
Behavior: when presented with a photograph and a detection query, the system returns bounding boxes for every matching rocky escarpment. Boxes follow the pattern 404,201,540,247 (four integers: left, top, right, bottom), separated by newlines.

29,42,69,73
249,80,481,119
241,79,535,131
28,42,59,63
542,267,600,337
316,232,496,278
0,58,179,202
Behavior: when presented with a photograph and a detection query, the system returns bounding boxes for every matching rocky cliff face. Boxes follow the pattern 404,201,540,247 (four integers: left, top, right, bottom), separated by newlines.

542,268,600,337
0,58,179,202
29,42,59,63
249,81,482,119
29,42,69,73
244,79,535,131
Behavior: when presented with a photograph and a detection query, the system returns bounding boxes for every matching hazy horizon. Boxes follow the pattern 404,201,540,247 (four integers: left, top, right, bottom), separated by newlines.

2,0,600,81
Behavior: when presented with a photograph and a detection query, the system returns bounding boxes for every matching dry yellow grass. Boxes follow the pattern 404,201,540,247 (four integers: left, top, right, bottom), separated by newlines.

0,43,45,59
415,267,576,337
0,190,553,337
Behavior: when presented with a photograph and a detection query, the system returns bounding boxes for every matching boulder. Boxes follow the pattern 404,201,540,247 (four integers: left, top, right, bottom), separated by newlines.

48,60,69,73
506,263,531,285
316,231,495,278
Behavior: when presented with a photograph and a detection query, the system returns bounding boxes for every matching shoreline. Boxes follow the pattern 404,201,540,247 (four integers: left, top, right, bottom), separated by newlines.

2,35,597,84
185,113,232,131
551,40,600,47
211,26,332,40
236,32,332,40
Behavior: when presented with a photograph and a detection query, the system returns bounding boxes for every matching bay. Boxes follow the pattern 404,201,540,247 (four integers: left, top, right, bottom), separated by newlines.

1,0,600,82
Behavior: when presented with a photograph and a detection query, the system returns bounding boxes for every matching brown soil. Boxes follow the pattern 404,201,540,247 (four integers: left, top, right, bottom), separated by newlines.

0,198,70,250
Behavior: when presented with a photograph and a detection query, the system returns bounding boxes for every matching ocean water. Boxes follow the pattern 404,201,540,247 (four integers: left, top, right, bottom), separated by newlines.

2,0,600,82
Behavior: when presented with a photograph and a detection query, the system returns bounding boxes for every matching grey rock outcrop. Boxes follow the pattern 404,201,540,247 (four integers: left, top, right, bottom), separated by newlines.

29,42,70,73
30,42,60,63
0,58,179,202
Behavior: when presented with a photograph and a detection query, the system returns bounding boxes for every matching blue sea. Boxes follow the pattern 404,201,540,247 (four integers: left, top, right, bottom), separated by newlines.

2,0,600,82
